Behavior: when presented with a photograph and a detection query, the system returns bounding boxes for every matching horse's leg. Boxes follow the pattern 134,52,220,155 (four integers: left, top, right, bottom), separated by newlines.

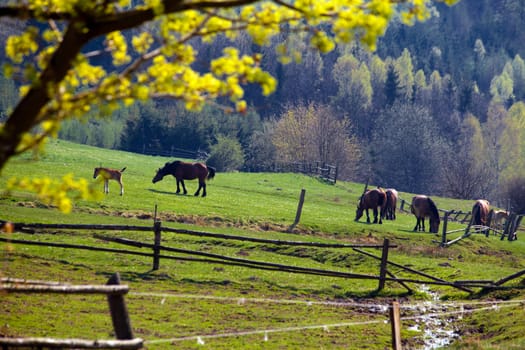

421,218,426,232
194,180,202,196
104,180,109,194
175,179,181,194
181,179,187,194
194,181,206,197
373,208,378,224
413,217,420,231
366,209,371,223
119,180,124,196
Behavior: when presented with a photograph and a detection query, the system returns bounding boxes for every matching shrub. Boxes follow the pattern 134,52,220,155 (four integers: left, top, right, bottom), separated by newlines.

206,135,245,172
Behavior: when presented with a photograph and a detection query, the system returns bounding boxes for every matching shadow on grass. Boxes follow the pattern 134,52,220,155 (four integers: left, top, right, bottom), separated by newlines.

147,188,179,195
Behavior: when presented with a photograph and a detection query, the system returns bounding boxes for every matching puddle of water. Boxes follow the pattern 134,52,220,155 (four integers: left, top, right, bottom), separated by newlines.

409,285,461,349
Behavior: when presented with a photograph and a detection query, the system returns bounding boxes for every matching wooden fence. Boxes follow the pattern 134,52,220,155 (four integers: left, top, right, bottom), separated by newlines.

125,144,338,184
124,146,208,160
398,198,523,244
3,220,525,294
244,161,338,184
0,273,143,349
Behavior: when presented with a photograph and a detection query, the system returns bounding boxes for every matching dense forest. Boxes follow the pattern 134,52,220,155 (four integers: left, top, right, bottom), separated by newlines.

2,0,525,209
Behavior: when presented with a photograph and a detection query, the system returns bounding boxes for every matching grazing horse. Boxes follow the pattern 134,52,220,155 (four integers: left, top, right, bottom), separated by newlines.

152,160,216,197
472,199,490,235
410,195,440,233
93,167,126,195
355,188,387,224
383,188,398,220
490,209,509,232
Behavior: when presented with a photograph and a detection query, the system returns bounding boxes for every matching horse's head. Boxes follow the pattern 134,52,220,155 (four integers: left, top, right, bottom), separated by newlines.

93,167,100,179
429,217,440,233
355,208,364,221
152,168,165,183
355,199,364,221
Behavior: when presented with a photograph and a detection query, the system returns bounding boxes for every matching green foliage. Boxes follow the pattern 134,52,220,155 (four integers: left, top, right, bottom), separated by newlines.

394,48,415,101
384,63,400,106
332,54,372,110
499,102,525,182
206,135,245,172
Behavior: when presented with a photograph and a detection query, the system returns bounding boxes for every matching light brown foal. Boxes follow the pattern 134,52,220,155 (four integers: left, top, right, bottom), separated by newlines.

93,167,126,195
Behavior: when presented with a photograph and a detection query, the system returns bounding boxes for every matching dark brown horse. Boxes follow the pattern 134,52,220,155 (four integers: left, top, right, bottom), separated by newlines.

410,195,440,233
152,160,216,197
383,188,398,220
472,199,490,235
355,188,387,224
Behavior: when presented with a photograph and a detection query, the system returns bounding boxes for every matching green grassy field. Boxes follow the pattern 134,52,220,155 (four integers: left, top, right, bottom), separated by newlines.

1,139,525,349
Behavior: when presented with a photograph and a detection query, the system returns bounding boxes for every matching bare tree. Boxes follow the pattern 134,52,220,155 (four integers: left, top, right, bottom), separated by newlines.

272,103,362,180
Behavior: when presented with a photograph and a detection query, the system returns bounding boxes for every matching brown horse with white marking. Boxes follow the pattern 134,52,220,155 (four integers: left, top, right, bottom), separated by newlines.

355,188,387,224
472,199,490,226
152,160,216,197
410,195,440,233
93,167,126,195
490,209,509,232
383,188,398,220
472,199,490,235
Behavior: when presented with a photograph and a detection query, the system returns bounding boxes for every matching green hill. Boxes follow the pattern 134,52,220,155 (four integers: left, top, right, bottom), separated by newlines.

1,140,525,349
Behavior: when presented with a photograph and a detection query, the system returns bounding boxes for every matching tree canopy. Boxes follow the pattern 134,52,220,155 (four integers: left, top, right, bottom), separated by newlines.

0,0,456,171
0,0,457,210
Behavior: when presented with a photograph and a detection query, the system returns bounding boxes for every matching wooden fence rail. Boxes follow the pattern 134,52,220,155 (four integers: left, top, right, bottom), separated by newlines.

243,161,338,184
398,199,524,244
3,221,525,294
0,273,143,349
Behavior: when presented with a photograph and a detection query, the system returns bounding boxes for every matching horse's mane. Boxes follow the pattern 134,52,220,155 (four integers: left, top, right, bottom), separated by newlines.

358,193,365,205
427,197,440,221
163,160,181,170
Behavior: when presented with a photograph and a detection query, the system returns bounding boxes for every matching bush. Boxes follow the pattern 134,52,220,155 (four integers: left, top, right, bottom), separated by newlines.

206,135,245,172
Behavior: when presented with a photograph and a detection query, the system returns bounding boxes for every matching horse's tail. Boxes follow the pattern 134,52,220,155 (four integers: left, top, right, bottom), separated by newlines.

120,167,127,173
473,203,481,225
207,166,216,180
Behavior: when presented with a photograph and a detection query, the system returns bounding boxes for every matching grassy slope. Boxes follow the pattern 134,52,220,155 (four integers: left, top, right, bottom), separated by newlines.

1,139,524,349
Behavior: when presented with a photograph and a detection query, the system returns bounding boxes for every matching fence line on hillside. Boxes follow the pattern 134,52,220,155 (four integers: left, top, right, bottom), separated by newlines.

398,198,523,245
0,273,143,349
3,220,525,293
243,161,338,184
125,146,208,160
124,144,338,184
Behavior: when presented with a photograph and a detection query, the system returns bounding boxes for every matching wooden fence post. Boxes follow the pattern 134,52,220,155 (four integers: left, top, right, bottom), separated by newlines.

153,220,162,270
441,211,451,246
377,238,390,292
106,273,134,340
390,301,402,350
288,189,306,232
399,199,405,212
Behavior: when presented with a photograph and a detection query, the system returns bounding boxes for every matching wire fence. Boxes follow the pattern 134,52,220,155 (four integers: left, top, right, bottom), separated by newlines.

4,220,525,349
